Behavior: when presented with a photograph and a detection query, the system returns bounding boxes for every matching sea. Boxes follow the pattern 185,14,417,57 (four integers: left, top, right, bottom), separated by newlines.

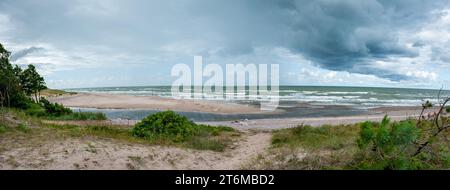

65,86,450,122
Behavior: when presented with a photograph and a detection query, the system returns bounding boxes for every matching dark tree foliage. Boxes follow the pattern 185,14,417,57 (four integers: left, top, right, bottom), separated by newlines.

0,43,46,107
21,64,47,102
0,43,22,107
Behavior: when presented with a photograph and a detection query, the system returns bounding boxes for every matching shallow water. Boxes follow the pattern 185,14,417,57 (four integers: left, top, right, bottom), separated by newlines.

67,86,450,109
70,102,366,122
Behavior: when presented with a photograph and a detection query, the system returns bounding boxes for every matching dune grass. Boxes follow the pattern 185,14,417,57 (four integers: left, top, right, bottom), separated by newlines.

22,103,107,121
247,124,360,170
40,89,76,97
46,112,107,121
244,124,362,170
247,116,450,170
272,124,360,151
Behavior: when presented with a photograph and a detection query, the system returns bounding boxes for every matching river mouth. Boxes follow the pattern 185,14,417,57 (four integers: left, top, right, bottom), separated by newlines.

69,101,368,122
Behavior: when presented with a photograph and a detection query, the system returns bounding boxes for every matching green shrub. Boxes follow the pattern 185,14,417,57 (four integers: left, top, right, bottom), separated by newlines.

446,106,450,113
39,97,72,116
10,92,34,109
132,111,198,142
355,116,423,169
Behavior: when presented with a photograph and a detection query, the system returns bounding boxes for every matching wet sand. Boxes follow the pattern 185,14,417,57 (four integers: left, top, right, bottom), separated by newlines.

200,106,439,130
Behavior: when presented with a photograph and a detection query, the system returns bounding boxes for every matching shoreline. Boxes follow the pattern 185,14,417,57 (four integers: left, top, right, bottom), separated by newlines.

48,93,277,114
47,92,440,130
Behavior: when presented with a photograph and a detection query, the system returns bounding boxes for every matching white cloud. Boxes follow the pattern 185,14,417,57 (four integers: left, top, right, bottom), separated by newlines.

7,42,157,76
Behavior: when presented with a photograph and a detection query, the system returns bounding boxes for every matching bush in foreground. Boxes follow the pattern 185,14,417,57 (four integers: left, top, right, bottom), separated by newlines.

355,116,421,169
132,111,236,150
132,110,198,142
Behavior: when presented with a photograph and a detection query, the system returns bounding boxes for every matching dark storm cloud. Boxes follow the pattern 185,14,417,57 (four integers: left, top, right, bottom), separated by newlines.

10,46,45,61
0,0,448,83
182,0,446,81
273,0,444,80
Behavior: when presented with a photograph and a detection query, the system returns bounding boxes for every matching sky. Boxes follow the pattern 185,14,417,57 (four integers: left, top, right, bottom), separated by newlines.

0,0,449,89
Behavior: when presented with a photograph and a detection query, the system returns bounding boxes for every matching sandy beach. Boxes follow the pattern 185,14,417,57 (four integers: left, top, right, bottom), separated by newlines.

48,93,271,114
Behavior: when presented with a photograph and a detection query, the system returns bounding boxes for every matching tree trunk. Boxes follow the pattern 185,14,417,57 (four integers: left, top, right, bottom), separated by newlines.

5,86,10,107
0,92,4,124
34,91,38,103
0,91,3,108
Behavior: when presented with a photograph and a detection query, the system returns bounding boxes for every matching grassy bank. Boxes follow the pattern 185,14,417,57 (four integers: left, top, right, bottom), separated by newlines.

40,89,76,97
246,115,450,170
0,109,239,152
22,99,107,121
246,124,360,169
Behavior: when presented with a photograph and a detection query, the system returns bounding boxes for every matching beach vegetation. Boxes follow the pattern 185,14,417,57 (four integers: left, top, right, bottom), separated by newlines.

3,43,87,121
18,97,107,121
1,108,237,152
16,123,30,133
1,43,47,108
19,64,47,102
40,89,76,97
0,124,6,134
354,116,421,169
132,110,237,151
39,97,72,116
46,111,107,121
248,97,450,170
132,110,197,142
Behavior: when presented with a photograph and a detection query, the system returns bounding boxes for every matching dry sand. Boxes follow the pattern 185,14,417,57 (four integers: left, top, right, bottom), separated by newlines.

48,93,271,114
0,131,271,170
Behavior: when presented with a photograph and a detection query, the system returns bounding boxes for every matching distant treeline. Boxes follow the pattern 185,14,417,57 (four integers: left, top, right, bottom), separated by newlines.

0,42,46,108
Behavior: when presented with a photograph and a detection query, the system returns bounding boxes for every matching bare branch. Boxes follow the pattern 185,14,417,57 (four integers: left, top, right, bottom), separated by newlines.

413,97,450,157
435,98,449,130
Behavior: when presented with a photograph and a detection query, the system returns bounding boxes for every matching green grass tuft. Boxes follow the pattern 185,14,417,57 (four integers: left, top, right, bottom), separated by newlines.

0,124,7,134
272,124,359,151
17,123,30,133
46,112,107,121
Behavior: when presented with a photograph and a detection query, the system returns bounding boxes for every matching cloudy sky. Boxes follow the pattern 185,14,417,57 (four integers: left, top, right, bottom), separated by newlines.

1,0,449,89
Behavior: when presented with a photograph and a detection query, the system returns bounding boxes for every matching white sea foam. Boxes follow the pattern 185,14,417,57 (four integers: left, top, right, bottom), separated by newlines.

68,86,449,108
